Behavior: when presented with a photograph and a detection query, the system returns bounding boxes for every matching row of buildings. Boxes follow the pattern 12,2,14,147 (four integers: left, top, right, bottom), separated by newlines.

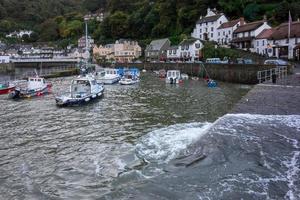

190,8,300,60
93,39,142,63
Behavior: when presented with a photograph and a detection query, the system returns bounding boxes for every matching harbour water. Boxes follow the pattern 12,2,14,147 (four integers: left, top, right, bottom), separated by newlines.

1,73,298,199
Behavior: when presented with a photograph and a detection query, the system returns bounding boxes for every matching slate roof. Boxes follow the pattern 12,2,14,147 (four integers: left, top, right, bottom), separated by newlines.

218,18,244,29
256,29,274,39
197,14,223,24
179,39,198,46
145,38,170,51
234,20,265,34
269,21,300,40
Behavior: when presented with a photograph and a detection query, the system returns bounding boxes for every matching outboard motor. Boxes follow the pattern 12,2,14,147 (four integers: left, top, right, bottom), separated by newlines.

170,78,174,84
8,89,20,99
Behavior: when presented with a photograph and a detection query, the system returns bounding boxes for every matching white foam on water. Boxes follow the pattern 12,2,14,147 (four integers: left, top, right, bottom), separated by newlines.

220,114,300,199
135,122,212,163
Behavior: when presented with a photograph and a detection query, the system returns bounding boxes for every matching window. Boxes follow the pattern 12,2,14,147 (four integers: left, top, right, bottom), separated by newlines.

257,41,259,46
173,50,176,54
205,28,208,32
286,38,289,44
296,38,298,44
218,32,220,36
185,45,189,50
262,40,265,46
211,33,213,38
223,31,225,36
229,30,231,34
220,21,222,24
169,51,172,55
200,29,202,33
206,22,208,26
211,27,214,31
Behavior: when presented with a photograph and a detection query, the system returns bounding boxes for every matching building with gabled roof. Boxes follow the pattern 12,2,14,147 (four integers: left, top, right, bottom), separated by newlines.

145,38,171,62
232,19,271,52
217,18,245,45
268,21,300,60
254,28,274,56
191,8,228,42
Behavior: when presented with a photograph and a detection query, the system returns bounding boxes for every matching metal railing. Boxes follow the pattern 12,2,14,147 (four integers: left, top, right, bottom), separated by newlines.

257,66,288,84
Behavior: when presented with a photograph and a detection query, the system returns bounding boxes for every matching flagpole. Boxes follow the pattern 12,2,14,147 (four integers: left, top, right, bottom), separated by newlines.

288,11,291,59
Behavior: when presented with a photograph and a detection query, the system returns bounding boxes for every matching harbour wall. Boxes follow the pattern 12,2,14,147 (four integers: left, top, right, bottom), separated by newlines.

109,63,294,84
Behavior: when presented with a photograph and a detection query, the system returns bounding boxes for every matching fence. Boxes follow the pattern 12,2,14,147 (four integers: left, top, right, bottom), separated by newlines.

257,66,288,84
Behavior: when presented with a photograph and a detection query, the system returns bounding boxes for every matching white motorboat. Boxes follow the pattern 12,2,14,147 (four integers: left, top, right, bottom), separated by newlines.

166,70,182,84
119,74,139,85
8,76,52,99
55,75,104,106
95,68,120,84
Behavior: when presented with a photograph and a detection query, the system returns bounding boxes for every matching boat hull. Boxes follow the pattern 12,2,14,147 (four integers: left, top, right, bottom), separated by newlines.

0,86,15,95
55,91,104,107
96,77,120,85
9,84,52,99
119,79,139,85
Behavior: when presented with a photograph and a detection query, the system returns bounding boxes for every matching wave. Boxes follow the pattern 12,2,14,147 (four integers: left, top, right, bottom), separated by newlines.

135,122,212,163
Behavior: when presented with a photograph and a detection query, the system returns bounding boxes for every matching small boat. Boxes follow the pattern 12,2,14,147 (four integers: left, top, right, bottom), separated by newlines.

55,75,104,107
158,69,166,78
0,82,15,95
119,74,139,85
166,70,182,84
95,68,120,84
8,76,52,99
207,79,217,88
181,73,189,80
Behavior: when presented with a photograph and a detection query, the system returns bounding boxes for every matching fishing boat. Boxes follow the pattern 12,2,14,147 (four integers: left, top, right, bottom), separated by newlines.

8,76,52,99
95,68,120,84
119,73,139,85
166,70,182,84
55,75,104,107
0,82,15,95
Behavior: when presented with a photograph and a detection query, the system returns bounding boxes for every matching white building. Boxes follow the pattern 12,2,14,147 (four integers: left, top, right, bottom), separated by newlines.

232,20,271,52
268,21,300,60
166,46,180,61
217,18,245,45
254,29,274,56
191,8,228,42
0,55,10,63
179,39,204,62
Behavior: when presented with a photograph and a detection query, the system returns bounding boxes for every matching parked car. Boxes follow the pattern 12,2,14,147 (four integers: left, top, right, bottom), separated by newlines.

206,58,221,64
236,58,253,64
264,59,288,66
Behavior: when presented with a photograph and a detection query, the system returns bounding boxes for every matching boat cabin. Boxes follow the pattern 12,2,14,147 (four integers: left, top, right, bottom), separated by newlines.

167,70,181,79
105,68,118,75
71,79,96,98
28,77,46,90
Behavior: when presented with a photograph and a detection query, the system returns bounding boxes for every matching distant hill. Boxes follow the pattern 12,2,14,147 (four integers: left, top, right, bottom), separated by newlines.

0,0,299,46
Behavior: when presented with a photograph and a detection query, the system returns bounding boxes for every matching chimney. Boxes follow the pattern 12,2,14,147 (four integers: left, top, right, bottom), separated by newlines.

207,7,211,14
240,17,245,25
263,15,267,22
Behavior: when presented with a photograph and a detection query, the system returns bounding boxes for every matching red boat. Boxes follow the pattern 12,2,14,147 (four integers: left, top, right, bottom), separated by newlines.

0,83,15,95
158,69,167,78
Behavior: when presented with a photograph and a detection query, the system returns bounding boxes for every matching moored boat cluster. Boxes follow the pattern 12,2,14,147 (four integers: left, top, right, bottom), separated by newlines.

1,67,217,107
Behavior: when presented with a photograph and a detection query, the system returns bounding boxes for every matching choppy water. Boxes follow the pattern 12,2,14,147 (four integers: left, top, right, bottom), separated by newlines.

3,72,292,200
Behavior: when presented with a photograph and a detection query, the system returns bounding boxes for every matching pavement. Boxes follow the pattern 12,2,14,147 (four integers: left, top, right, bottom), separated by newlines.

231,65,300,115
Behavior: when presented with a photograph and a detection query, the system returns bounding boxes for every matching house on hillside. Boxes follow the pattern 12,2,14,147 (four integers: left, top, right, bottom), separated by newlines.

166,46,180,62
114,39,142,63
145,38,171,62
268,21,300,60
231,19,271,52
191,8,228,42
217,18,245,46
253,29,274,56
179,39,204,62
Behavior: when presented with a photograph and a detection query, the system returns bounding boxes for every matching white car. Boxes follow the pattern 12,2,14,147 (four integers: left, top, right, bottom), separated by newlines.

264,59,288,66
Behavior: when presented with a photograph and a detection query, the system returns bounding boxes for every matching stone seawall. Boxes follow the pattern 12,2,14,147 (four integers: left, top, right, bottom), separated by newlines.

0,63,14,74
108,63,293,84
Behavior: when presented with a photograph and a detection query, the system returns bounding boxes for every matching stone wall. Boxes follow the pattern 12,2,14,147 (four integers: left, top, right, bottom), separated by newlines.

0,63,14,74
109,63,285,84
